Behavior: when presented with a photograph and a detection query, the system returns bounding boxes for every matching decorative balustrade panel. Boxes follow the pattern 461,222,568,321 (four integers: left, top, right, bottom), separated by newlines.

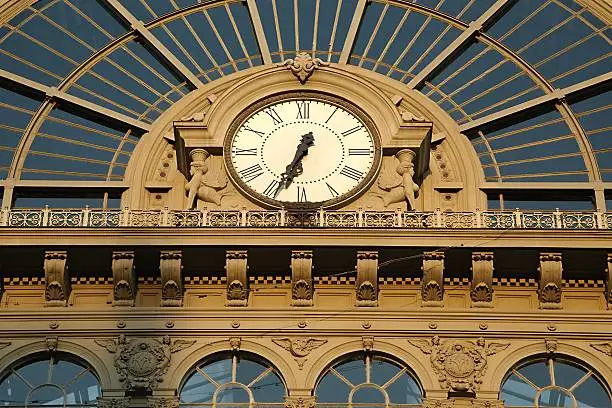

0,208,610,230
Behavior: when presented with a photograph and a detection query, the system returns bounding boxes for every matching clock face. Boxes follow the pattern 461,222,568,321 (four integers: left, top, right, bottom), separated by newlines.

225,92,381,208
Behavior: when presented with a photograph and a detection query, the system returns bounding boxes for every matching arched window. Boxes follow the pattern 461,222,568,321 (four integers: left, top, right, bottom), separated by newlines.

179,352,286,407
501,356,611,408
315,352,422,407
0,352,101,407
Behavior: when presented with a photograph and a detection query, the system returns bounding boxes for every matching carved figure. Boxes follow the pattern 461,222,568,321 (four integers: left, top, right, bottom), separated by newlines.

377,149,419,210
409,336,509,392
185,149,228,208
272,337,327,369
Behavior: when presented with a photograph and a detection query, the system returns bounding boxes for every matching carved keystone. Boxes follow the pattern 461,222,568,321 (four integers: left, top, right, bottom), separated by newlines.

44,251,69,307
280,52,328,84
356,251,378,307
160,250,183,307
538,252,562,309
226,250,248,306
606,253,611,309
291,250,313,306
112,251,136,307
422,251,444,307
471,252,494,308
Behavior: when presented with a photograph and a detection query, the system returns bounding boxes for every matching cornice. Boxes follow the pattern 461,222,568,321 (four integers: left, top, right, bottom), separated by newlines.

0,227,611,248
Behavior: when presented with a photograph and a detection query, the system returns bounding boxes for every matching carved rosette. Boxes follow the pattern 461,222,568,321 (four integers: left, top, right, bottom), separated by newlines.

356,251,378,306
281,52,329,84
147,397,180,408
160,250,183,307
95,336,195,391
409,337,509,392
538,252,562,309
291,251,313,306
272,337,327,370
112,251,136,306
44,251,69,306
284,396,316,408
97,398,131,408
422,252,445,307
226,250,248,306
471,252,494,307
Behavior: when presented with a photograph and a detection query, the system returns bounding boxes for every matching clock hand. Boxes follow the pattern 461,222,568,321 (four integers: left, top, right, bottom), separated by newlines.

274,132,315,198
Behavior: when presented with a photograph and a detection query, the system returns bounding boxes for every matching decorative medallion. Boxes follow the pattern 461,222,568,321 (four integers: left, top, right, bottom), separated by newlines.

95,335,196,390
409,336,509,392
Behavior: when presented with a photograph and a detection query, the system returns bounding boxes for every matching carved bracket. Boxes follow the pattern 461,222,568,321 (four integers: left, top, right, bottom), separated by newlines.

226,250,248,306
112,251,136,307
160,250,183,307
44,251,69,307
538,252,562,309
280,52,328,84
471,252,494,308
272,337,327,370
422,251,445,307
356,251,378,306
291,250,313,306
606,253,611,309
409,336,509,393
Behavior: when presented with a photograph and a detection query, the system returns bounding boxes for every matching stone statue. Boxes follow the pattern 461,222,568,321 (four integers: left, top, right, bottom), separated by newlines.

377,149,419,210
185,149,228,209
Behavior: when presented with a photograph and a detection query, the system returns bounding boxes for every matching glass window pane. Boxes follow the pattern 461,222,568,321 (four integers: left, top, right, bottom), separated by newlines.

335,358,366,386
316,372,351,403
501,373,538,407
573,376,611,408
385,372,421,404
27,385,64,405
352,386,385,404
250,371,284,403
538,388,573,407
16,360,50,388
0,372,29,405
216,386,250,404
370,358,401,386
180,372,215,403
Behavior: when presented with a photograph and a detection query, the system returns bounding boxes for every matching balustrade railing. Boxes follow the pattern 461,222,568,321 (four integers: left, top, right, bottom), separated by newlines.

0,206,610,230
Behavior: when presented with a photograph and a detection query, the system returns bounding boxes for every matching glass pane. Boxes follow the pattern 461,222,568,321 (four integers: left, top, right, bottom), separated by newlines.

335,358,366,386
180,372,215,403
352,386,385,404
64,370,100,405
554,361,588,390
500,373,537,407
385,371,421,404
316,372,351,403
16,360,50,388
538,387,573,407
517,360,550,389
0,372,29,405
50,360,85,387
250,370,284,403
216,386,250,404
203,359,233,384
236,359,267,386
370,358,401,386
572,375,611,408
27,385,64,405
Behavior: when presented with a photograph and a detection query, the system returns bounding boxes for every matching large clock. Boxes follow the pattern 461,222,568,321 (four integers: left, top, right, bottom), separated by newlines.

224,92,381,209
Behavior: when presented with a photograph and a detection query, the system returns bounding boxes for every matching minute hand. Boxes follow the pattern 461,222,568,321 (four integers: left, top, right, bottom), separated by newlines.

274,132,315,198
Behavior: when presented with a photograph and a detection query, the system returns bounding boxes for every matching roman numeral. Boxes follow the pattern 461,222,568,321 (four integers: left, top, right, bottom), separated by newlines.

325,106,338,123
296,101,310,119
297,186,308,202
348,148,371,155
342,126,363,137
242,125,265,137
340,166,363,181
264,107,283,125
239,164,263,182
263,179,281,197
233,147,257,156
326,182,339,197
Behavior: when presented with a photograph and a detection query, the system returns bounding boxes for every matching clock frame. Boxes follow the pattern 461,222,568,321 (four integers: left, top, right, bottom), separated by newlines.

224,91,382,210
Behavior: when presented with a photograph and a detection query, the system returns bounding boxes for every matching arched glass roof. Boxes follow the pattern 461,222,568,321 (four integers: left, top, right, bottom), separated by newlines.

0,0,609,209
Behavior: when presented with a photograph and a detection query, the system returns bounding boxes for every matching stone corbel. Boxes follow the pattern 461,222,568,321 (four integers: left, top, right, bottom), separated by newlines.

470,252,494,308
291,250,313,306
606,253,611,309
355,251,378,307
538,252,562,309
226,250,248,306
112,251,136,307
44,251,69,307
422,251,445,307
160,250,183,307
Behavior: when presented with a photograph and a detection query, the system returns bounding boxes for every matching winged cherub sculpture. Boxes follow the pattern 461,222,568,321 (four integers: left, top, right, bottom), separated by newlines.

377,149,419,210
185,148,228,208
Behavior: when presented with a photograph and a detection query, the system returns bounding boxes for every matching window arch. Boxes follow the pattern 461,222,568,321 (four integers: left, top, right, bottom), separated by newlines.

500,355,611,408
179,351,286,407
315,352,422,407
0,352,101,407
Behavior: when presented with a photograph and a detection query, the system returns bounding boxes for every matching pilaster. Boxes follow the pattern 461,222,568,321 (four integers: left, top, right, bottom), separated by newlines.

290,250,313,306
160,250,183,307
355,251,378,307
470,252,494,308
422,251,445,307
112,251,136,307
43,251,69,307
226,250,248,306
538,252,563,309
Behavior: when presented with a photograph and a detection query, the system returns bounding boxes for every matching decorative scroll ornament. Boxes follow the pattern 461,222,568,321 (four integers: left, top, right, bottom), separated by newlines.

356,251,379,306
160,250,183,307
147,397,180,408
272,338,327,369
112,251,136,306
471,252,494,307
422,252,445,306
408,336,509,392
284,396,316,408
281,52,329,84
97,398,131,408
226,250,248,306
591,342,612,357
95,335,195,390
